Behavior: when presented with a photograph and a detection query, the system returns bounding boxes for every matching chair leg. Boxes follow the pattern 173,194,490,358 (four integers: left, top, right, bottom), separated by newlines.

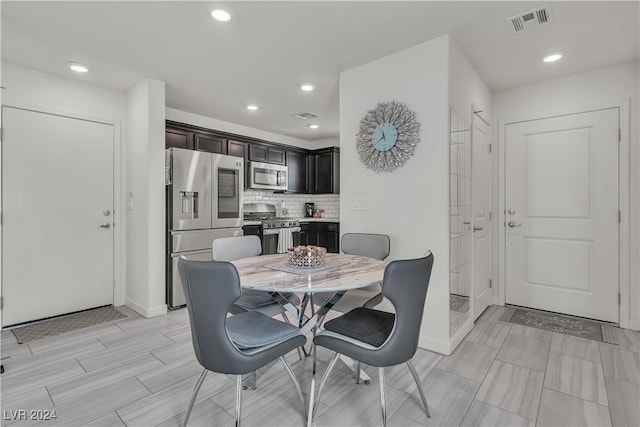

251,371,257,390
313,352,340,416
235,375,243,427
281,313,304,360
378,367,387,427
183,369,207,427
279,356,307,420
406,360,430,418
355,361,361,384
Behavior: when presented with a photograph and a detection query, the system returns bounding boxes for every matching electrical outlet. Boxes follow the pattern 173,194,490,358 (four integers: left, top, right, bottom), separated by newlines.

350,196,369,211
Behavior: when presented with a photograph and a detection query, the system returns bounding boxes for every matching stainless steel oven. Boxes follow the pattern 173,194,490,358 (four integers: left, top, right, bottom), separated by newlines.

262,219,301,255
243,203,300,254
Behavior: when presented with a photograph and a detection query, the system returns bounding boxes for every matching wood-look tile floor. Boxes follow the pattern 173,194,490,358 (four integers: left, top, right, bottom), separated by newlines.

1,305,639,427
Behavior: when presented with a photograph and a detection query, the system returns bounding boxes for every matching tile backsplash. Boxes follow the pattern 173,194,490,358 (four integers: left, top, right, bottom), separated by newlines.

244,190,340,219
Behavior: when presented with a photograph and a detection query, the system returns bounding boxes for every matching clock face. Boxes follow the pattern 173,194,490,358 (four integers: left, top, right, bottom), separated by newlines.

371,123,398,152
356,101,420,173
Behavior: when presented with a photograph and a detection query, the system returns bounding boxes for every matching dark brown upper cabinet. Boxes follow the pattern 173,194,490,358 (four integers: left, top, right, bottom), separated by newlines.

286,150,308,193
165,121,339,194
194,133,227,154
249,143,286,165
311,147,340,194
165,128,193,150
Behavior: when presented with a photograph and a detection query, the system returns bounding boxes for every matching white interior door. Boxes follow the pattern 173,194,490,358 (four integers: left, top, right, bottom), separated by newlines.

505,108,619,323
2,107,114,326
472,114,492,320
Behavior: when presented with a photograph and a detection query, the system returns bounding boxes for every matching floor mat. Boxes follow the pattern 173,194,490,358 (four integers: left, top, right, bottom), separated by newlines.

505,307,617,344
10,306,126,344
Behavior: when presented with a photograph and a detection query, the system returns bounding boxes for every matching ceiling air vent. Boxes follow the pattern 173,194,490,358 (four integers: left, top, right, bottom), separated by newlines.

507,4,552,33
293,111,319,120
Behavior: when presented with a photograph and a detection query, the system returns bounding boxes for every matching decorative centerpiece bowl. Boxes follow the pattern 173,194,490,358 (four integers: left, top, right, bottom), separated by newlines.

287,245,327,268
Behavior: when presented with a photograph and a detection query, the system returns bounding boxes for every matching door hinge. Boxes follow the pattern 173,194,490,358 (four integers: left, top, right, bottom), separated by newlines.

618,210,621,223
489,279,493,288
618,292,621,305
489,211,493,221
618,128,621,142
488,143,492,153
0,128,4,142
0,296,3,309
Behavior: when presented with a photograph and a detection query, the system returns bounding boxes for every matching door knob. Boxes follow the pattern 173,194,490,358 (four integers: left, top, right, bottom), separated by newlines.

99,223,111,229
507,209,516,215
474,226,484,231
507,221,522,228
103,210,112,216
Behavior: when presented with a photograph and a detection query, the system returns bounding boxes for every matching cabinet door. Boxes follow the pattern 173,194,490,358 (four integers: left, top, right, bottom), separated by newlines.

312,149,340,194
227,140,248,161
228,140,248,188
249,144,268,162
249,143,286,165
166,128,193,149
286,151,308,193
316,222,339,253
299,223,311,245
267,147,285,165
194,133,227,154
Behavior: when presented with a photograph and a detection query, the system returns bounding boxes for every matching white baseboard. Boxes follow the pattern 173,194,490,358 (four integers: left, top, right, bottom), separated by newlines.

627,319,640,331
125,297,168,318
418,319,473,356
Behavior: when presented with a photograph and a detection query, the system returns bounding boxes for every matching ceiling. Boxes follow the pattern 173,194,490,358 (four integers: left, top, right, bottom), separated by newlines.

2,1,638,142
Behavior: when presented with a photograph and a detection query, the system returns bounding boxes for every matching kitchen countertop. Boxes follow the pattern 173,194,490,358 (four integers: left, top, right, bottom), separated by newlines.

242,218,339,226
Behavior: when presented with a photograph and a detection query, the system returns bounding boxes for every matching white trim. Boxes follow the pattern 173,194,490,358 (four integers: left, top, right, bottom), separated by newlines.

497,100,631,328
420,318,473,355
0,101,126,312
125,297,168,319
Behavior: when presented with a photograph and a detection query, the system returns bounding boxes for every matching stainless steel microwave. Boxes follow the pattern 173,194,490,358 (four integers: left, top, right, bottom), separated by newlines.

248,161,288,191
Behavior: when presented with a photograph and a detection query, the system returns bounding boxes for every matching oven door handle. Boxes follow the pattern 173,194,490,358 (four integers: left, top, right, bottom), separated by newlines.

263,226,301,235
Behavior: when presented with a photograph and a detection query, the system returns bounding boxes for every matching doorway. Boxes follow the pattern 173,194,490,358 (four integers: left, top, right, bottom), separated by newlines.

2,107,116,326
503,108,620,323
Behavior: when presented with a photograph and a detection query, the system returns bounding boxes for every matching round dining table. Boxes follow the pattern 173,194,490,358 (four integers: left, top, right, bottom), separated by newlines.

231,252,387,427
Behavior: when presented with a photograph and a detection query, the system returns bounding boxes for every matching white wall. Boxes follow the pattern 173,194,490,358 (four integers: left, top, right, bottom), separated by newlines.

125,79,167,318
340,35,451,353
448,39,493,344
449,39,492,123
493,61,640,330
166,108,327,150
1,62,128,307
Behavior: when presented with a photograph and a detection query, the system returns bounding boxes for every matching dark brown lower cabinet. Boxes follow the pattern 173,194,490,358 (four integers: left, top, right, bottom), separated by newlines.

299,222,339,253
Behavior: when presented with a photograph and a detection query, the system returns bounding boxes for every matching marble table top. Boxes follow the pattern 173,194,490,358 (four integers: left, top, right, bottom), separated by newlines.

231,253,386,293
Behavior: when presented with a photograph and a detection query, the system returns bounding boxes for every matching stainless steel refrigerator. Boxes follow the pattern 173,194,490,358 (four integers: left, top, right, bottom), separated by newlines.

166,147,244,308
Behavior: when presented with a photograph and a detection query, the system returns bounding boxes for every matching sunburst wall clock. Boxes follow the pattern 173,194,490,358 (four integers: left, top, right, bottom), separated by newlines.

355,100,420,173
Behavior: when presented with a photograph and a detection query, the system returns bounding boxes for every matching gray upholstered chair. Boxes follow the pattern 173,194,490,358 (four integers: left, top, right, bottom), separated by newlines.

314,233,390,312
212,236,300,318
312,252,434,426
178,258,307,427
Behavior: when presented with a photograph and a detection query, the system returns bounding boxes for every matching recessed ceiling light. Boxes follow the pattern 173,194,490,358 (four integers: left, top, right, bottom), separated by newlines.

67,62,88,73
211,9,232,22
309,124,319,129
246,104,259,111
543,53,563,63
300,83,316,92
